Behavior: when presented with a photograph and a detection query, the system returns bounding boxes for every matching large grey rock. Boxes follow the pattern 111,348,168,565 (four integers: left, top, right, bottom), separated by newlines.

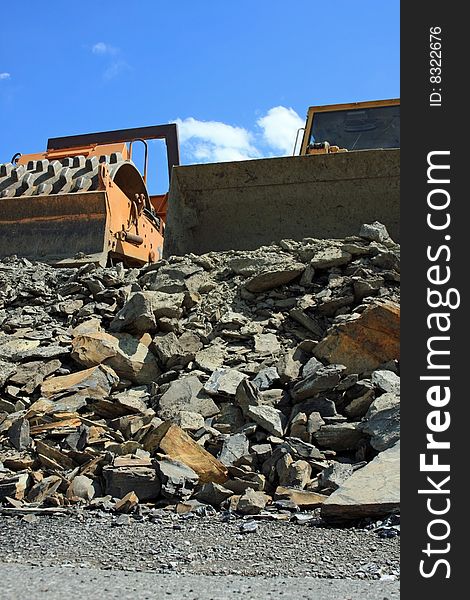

12,345,71,361
244,264,305,293
291,365,346,402
237,488,270,514
174,411,205,432
301,357,323,378
7,359,61,394
352,276,384,302
246,405,285,437
213,403,245,433
110,291,184,334
252,367,279,390
321,442,400,520
344,388,376,418
72,331,160,385
111,388,150,415
359,393,400,451
204,369,247,397
0,337,40,361
178,331,203,357
195,343,227,372
283,437,324,460
276,349,302,384
218,433,249,467
253,333,281,355
288,412,309,442
318,462,354,491
152,333,189,368
155,458,198,502
103,465,161,501
371,370,400,395
193,481,233,506
8,418,31,451
158,376,219,420
110,291,158,334
66,475,95,502
359,221,391,243
309,247,352,269
314,423,364,451
293,396,337,418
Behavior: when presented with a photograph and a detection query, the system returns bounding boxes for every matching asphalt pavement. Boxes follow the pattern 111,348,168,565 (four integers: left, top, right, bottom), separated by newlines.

0,564,400,600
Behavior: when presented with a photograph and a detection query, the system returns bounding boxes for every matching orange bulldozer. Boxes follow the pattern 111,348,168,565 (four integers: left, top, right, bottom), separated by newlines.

0,125,179,267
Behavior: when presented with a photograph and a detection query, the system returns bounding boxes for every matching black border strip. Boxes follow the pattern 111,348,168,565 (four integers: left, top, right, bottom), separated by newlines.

401,3,465,595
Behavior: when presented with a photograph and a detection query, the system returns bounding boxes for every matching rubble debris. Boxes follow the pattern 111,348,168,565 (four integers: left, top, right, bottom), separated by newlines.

0,223,400,520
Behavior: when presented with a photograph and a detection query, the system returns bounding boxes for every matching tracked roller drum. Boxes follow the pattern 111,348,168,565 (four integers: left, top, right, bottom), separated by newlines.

0,153,160,266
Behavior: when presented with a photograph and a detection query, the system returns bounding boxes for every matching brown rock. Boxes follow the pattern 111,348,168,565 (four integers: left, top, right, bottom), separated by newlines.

36,440,76,470
41,364,119,399
152,422,228,484
28,475,62,504
274,486,328,509
3,455,35,471
8,359,61,394
114,491,139,513
313,301,400,374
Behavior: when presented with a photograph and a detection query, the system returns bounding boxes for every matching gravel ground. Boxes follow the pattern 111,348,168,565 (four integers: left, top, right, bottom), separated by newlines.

0,564,400,600
0,512,399,580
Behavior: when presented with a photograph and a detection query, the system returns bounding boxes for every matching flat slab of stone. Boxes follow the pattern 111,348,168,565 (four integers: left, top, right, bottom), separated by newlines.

245,264,305,293
321,442,400,520
41,364,119,399
158,376,219,420
274,486,328,509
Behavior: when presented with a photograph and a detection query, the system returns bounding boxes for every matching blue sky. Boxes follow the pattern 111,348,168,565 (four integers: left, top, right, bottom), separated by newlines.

1,1,399,193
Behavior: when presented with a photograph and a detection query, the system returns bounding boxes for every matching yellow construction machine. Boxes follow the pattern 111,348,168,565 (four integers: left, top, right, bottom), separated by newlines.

0,99,399,265
0,125,179,266
164,99,400,256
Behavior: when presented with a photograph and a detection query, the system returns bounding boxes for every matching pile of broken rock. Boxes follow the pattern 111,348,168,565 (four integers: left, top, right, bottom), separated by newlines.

0,222,400,523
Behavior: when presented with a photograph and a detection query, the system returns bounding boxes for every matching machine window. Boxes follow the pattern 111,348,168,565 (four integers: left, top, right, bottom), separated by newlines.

309,105,400,150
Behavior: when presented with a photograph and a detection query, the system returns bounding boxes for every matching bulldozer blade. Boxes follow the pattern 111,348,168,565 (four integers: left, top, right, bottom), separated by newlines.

0,191,109,266
163,149,399,257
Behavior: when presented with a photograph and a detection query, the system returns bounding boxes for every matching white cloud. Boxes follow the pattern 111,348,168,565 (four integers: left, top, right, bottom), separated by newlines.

257,106,305,155
173,107,304,164
0,72,11,80
174,117,260,163
92,42,118,55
